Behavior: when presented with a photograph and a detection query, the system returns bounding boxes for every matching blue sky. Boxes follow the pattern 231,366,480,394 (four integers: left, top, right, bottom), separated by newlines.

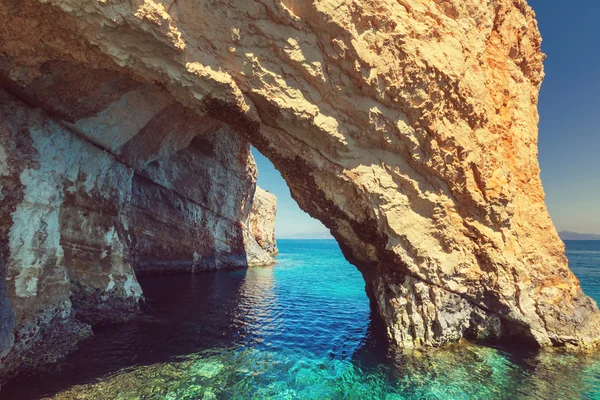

530,0,600,234
254,1,600,238
252,149,332,239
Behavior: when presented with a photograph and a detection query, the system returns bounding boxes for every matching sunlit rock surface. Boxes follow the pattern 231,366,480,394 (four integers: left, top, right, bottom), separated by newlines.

1,0,600,380
248,187,278,257
242,186,278,267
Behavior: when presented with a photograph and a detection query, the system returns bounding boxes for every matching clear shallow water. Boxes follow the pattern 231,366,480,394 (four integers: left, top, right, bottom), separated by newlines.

2,239,600,399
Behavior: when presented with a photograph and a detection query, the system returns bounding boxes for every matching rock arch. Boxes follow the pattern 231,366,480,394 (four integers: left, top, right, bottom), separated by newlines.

1,0,599,379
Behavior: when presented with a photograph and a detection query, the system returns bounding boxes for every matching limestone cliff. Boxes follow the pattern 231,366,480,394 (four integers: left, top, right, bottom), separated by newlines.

0,1,277,376
242,186,278,267
248,187,278,257
1,0,599,381
0,83,277,378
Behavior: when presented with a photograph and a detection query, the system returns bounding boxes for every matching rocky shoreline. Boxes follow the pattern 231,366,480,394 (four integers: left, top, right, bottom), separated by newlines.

0,84,277,380
2,0,600,384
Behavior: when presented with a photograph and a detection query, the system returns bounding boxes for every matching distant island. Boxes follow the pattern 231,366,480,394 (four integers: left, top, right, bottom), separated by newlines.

279,232,334,240
559,231,600,241
281,231,600,241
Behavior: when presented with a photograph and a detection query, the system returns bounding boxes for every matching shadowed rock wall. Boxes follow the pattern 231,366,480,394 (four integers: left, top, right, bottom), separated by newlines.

0,89,134,376
0,11,277,376
0,83,276,380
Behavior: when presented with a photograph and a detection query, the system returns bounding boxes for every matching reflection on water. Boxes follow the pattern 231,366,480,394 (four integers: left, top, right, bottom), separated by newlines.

2,240,600,399
234,266,279,347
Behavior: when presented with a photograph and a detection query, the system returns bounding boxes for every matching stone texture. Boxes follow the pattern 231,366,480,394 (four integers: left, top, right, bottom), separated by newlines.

0,89,133,377
242,186,278,267
0,1,277,377
0,81,276,379
1,0,599,382
248,187,278,257
128,122,263,274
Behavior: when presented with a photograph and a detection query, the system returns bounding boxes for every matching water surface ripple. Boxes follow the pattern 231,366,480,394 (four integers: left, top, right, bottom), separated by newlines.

2,240,599,399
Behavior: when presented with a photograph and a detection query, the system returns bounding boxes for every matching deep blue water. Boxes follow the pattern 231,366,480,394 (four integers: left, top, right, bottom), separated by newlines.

2,239,600,399
566,240,600,303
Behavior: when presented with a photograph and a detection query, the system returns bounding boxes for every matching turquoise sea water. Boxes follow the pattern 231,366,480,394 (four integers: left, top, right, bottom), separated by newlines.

2,239,600,399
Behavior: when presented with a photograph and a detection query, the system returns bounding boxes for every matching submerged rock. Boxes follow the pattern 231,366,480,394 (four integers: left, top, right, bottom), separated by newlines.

0,0,599,381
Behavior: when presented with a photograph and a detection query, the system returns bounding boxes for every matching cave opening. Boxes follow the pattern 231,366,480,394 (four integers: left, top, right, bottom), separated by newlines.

0,63,381,384
2,0,600,395
251,146,332,241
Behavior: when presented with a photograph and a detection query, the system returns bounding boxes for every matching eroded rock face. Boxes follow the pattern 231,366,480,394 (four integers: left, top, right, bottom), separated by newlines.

242,186,278,267
0,88,132,376
248,187,278,257
128,121,263,274
0,85,276,379
1,0,599,379
0,0,277,377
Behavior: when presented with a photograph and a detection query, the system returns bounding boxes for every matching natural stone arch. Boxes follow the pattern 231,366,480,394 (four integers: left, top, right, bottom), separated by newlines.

1,0,599,380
